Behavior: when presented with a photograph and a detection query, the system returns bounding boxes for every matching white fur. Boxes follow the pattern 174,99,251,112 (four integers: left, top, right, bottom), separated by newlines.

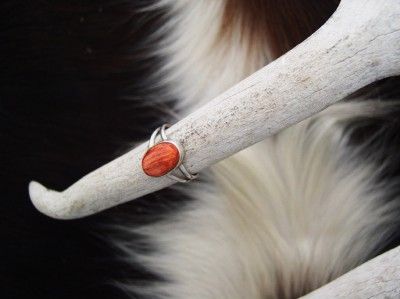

119,1,398,298
156,0,272,114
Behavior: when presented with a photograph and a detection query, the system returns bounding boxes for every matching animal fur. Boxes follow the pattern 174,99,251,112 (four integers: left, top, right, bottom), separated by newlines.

116,1,400,298
2,1,400,299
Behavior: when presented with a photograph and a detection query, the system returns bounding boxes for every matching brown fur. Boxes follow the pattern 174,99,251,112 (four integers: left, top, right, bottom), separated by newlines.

222,0,340,58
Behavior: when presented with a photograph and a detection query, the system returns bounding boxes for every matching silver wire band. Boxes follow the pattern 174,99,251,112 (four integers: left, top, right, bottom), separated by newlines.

147,124,198,183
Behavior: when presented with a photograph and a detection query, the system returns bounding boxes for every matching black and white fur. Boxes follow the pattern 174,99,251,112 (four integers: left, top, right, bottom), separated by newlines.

114,2,400,298
2,1,400,298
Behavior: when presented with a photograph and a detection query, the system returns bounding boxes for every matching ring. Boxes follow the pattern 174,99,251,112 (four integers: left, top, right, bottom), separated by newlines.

141,124,198,183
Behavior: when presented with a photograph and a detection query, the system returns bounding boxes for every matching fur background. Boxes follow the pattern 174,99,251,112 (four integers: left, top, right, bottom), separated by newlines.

2,1,400,298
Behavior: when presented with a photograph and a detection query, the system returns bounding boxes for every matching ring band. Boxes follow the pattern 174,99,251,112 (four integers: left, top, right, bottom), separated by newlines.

142,124,198,183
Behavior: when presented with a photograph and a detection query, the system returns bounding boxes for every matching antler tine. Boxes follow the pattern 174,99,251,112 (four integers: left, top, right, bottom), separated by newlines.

29,0,400,219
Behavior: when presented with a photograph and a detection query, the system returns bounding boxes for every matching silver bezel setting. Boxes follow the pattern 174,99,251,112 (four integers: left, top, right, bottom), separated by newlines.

144,124,198,183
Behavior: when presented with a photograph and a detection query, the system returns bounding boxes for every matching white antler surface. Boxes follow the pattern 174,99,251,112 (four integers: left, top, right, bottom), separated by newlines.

300,245,400,298
29,0,400,219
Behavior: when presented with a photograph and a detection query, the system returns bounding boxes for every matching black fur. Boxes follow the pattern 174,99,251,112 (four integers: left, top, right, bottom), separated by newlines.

1,1,173,298
1,1,400,298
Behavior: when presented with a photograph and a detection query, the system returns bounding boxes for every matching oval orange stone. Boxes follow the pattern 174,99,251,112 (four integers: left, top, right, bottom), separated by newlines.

142,142,180,177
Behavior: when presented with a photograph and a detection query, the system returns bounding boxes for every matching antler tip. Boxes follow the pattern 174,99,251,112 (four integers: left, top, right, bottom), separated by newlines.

29,181,46,201
28,181,67,219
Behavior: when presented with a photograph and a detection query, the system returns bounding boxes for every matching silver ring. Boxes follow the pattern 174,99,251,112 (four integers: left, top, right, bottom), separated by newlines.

142,124,198,183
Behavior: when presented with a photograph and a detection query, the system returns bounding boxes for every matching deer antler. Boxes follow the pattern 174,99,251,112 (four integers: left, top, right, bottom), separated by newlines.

29,0,400,219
